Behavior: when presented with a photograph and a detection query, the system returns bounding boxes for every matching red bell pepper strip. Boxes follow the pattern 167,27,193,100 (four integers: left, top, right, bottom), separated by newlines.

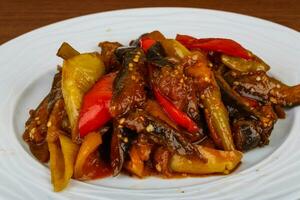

140,37,156,52
78,72,116,137
152,86,200,133
176,34,251,59
141,37,200,134
175,34,197,44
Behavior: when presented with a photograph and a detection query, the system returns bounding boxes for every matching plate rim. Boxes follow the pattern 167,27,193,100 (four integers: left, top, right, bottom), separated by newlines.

1,7,300,199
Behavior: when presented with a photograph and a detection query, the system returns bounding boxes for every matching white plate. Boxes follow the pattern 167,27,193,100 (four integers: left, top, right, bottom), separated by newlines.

0,7,300,200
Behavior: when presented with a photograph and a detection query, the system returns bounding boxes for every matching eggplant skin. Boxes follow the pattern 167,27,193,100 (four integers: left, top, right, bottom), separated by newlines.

99,41,122,72
120,111,206,161
224,70,300,107
110,125,136,176
146,42,174,68
111,48,147,117
23,71,63,163
232,119,261,151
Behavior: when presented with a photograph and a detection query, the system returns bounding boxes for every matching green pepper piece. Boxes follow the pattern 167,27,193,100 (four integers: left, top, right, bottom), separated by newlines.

221,52,270,72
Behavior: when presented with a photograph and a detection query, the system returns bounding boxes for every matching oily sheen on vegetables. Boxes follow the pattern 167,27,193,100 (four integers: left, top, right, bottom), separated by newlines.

23,31,300,192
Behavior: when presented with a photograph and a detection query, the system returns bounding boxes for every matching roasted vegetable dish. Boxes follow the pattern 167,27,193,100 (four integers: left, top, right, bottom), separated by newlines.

23,31,300,191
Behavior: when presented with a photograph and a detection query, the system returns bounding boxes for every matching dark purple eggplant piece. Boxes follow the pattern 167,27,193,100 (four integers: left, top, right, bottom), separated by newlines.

110,121,136,176
110,48,147,117
182,90,207,143
216,72,267,122
216,71,278,147
225,70,300,106
232,118,261,151
97,126,112,164
146,42,175,68
145,115,204,159
120,110,206,161
99,41,122,72
23,70,63,162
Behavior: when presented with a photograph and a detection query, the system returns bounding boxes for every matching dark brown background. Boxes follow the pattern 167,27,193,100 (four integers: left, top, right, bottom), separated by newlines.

1,0,299,44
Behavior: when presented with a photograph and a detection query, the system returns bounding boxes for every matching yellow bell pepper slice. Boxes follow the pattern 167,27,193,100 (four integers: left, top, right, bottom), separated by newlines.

48,134,79,192
74,132,102,180
62,53,105,142
46,99,80,192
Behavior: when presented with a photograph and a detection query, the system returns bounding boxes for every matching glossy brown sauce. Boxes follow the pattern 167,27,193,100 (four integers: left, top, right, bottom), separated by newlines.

82,151,112,179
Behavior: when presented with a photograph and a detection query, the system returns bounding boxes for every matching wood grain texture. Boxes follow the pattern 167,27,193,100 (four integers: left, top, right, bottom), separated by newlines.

0,0,299,44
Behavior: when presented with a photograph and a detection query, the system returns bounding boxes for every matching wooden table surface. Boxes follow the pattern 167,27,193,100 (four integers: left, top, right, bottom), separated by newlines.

0,0,299,44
